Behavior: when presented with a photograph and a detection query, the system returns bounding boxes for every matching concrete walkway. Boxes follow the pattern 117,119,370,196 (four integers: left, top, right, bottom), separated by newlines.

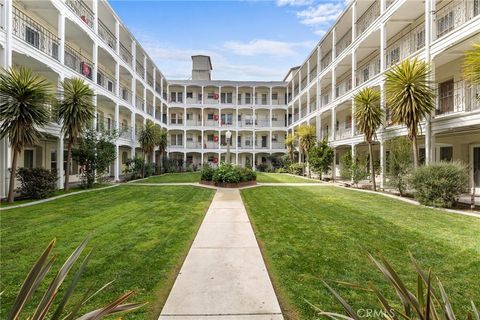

159,188,283,320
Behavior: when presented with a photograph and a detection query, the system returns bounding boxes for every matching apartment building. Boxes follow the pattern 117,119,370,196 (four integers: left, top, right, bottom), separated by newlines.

286,0,480,192
0,0,479,198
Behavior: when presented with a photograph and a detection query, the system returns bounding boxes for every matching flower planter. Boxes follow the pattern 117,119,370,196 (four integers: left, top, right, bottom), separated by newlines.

200,180,257,188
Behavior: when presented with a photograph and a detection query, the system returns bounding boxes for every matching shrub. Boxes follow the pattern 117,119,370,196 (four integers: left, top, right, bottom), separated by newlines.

351,159,368,187
239,166,256,182
123,157,144,180
410,162,468,208
308,140,334,180
289,163,304,175
16,168,57,199
213,163,241,183
256,163,268,172
144,162,155,177
339,151,353,179
200,163,215,181
386,137,413,196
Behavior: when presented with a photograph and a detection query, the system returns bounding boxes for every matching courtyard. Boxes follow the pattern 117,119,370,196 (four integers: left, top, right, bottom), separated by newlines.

1,173,478,319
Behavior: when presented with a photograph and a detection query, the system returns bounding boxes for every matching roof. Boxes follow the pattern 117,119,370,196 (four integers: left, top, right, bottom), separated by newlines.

191,55,213,71
167,79,287,87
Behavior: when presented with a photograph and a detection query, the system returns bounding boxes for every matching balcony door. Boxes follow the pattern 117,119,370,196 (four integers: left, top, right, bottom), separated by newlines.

471,145,480,193
438,80,454,114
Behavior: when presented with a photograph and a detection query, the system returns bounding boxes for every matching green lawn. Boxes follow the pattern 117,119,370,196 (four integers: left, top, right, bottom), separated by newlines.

256,172,321,183
241,186,480,320
1,185,214,319
139,172,201,183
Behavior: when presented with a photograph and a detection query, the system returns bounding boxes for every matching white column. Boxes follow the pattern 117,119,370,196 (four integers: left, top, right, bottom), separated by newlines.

4,0,13,67
331,107,336,141
252,87,256,106
352,48,356,89
131,40,136,73
131,112,136,147
143,56,147,80
351,1,357,40
218,86,222,105
58,13,65,65
115,62,120,96
184,85,187,104
269,87,273,105
316,113,321,140
307,61,310,83
115,104,120,130
351,98,356,137
57,134,64,189
307,91,311,114
92,0,98,33
380,23,386,73
332,148,336,181
332,27,336,59
92,44,98,85
114,144,120,181
115,20,120,53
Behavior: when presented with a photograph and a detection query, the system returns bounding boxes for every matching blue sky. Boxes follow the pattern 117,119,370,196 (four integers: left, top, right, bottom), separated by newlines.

110,0,346,81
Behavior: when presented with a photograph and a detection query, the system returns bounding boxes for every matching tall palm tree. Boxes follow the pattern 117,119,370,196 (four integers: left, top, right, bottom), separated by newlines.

56,78,95,191
0,67,52,203
138,119,156,178
385,58,435,168
285,133,296,161
156,127,168,174
354,87,383,191
463,43,480,90
296,124,317,178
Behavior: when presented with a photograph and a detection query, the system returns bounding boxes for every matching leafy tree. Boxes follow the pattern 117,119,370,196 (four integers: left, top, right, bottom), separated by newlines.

354,87,383,191
137,119,157,178
155,127,168,174
463,43,480,91
386,137,413,196
55,78,95,191
339,151,353,180
0,67,52,203
385,58,435,168
308,140,334,180
296,124,317,178
285,133,296,160
73,126,118,188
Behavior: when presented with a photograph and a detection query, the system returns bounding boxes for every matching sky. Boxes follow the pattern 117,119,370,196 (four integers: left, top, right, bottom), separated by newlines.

109,0,347,81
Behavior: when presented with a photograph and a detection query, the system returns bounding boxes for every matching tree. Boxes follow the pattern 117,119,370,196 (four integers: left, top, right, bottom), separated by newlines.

137,119,156,178
354,87,383,191
308,140,334,180
296,124,317,178
386,137,413,196
155,127,168,174
73,126,118,188
463,43,480,90
0,67,52,203
385,58,435,168
55,78,95,191
285,133,296,161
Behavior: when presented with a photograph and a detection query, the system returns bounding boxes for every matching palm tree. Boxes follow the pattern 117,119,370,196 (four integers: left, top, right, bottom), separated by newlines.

285,133,296,161
296,124,317,178
0,67,52,203
156,127,168,174
385,58,435,168
56,78,95,191
354,87,383,191
463,43,480,90
138,119,156,178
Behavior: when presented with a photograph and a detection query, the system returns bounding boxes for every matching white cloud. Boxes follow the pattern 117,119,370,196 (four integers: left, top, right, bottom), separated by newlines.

296,2,343,26
224,39,314,57
276,0,314,6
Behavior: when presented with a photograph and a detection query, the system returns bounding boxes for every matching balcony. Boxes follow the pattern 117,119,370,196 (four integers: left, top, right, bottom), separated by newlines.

435,0,480,39
12,6,60,61
204,142,219,149
147,72,153,87
65,44,93,80
256,119,270,128
186,119,202,126
357,54,380,86
272,120,286,127
136,60,145,79
238,120,254,128
356,0,380,38
66,0,93,29
97,66,116,93
436,80,480,115
335,126,352,140
186,142,202,149
271,143,286,149
335,75,352,98
119,126,133,141
120,86,132,103
98,19,116,49
135,95,144,111
321,51,332,71
335,29,352,57
386,24,425,68
120,43,132,66
309,66,317,83
146,104,154,116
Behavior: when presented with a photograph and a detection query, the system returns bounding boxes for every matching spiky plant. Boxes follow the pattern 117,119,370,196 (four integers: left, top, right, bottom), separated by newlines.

137,119,157,178
56,78,95,191
285,133,296,161
463,43,480,98
296,124,317,178
311,251,479,320
385,58,435,168
7,238,144,320
354,87,383,191
0,67,52,203
156,127,168,174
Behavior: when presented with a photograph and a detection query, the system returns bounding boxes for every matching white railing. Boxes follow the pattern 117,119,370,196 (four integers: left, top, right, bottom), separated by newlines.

435,0,480,39
356,0,380,38
321,50,332,71
386,24,425,68
336,29,352,57
335,127,352,140
436,80,480,115
357,54,380,85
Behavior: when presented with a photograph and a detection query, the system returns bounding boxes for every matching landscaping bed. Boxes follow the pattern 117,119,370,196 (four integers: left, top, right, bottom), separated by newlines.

200,180,257,188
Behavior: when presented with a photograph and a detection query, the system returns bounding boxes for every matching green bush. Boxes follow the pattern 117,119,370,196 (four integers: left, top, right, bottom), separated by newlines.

410,162,468,208
213,163,241,183
256,163,268,172
16,167,57,199
386,137,413,196
200,163,215,181
239,166,256,182
289,163,304,175
339,151,353,179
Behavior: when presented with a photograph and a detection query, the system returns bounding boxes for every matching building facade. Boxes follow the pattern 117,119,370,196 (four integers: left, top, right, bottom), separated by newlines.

0,0,479,198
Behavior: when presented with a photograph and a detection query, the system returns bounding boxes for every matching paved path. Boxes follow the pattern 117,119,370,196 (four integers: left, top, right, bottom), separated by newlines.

159,188,283,320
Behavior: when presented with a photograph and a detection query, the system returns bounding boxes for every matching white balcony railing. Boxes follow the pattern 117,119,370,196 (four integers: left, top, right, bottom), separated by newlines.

356,0,380,38
436,80,480,115
435,0,480,39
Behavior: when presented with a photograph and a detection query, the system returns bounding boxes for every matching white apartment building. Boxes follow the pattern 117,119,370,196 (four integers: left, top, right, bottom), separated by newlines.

0,0,479,198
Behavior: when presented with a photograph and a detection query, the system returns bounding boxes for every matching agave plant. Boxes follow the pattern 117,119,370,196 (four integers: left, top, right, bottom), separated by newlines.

7,239,144,320
310,252,479,320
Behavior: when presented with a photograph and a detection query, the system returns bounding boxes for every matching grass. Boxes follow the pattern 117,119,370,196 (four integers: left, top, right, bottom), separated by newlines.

0,183,111,208
256,172,321,183
138,172,201,183
241,186,480,320
1,185,215,319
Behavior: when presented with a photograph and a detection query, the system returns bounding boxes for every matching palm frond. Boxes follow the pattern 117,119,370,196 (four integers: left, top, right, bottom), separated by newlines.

353,87,383,142
462,44,480,87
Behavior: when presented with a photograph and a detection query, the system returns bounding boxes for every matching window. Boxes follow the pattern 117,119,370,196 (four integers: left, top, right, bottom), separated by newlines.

437,11,454,37
25,26,39,48
52,43,59,60
419,148,426,165
187,92,193,99
197,135,202,143
186,113,192,120
186,134,193,142
272,134,278,143
221,92,233,103
262,94,267,105
345,115,352,129
207,134,214,142
171,113,177,124
177,92,183,103
50,150,57,171
122,151,128,164
272,113,278,122
388,47,400,66
207,113,214,120
363,68,370,82
440,146,453,162
272,93,278,101
207,92,214,99
208,155,215,162
245,93,251,104
415,29,425,50
438,80,454,114
24,149,34,168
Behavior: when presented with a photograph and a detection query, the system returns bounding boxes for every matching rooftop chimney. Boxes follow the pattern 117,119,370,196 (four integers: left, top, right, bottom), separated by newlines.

191,55,212,80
